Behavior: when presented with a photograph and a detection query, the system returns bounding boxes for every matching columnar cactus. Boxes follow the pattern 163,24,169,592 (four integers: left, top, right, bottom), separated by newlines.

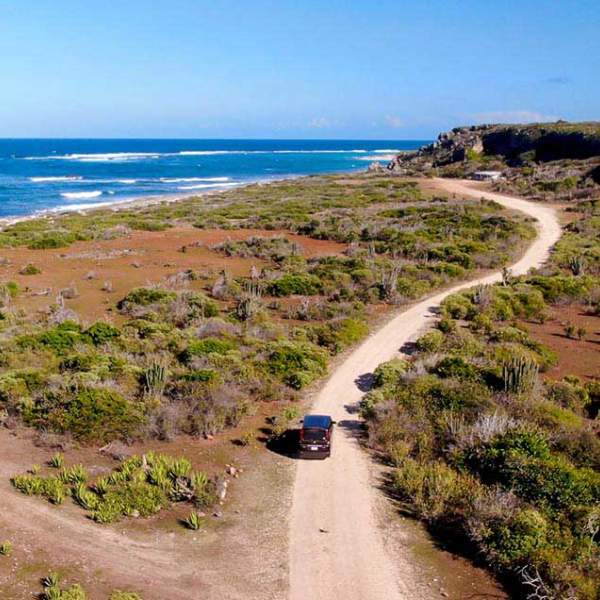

502,356,538,394
143,363,167,399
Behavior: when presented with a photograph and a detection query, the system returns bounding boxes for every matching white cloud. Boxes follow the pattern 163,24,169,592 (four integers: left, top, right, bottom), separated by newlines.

384,115,404,128
308,117,331,129
470,110,561,125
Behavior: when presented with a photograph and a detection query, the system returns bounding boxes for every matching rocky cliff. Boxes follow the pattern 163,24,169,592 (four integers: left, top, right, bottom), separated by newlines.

387,122,600,202
390,121,600,169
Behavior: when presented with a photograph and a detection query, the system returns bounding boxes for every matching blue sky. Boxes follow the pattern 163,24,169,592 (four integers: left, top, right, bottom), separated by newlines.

0,0,598,138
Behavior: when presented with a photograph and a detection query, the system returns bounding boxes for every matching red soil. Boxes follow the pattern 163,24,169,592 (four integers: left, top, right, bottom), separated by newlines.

522,304,599,381
0,227,346,322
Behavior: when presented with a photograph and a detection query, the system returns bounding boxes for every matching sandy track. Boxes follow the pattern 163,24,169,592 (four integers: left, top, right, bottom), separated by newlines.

288,179,561,600
0,180,560,599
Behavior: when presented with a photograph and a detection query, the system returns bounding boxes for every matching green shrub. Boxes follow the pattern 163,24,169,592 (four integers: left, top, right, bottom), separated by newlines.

499,455,600,509
49,453,65,469
265,340,328,389
372,358,409,388
117,287,176,309
442,294,474,319
433,356,481,381
45,387,143,442
478,508,549,567
19,263,41,275
84,322,121,345
28,232,77,249
394,458,480,521
464,426,551,478
267,273,322,296
180,337,236,363
415,330,444,352
308,318,368,353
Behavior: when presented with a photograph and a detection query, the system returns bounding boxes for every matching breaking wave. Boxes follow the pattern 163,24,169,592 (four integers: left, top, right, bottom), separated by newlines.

26,152,161,162
60,191,103,200
160,176,231,183
177,182,240,190
30,176,83,182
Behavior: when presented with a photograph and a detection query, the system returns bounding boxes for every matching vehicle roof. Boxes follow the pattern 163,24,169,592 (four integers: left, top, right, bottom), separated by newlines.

302,414,332,428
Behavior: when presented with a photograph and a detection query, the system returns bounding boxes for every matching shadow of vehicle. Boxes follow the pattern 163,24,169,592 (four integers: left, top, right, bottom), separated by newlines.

266,427,300,458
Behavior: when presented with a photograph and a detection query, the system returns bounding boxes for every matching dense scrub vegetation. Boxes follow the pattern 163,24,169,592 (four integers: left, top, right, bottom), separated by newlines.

363,201,600,598
0,175,534,444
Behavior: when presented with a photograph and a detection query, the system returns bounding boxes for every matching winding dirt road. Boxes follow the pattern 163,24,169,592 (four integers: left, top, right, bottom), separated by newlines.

288,179,561,600
0,180,560,599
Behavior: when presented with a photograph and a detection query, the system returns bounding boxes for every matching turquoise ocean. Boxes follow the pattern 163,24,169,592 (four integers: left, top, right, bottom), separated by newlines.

0,139,426,218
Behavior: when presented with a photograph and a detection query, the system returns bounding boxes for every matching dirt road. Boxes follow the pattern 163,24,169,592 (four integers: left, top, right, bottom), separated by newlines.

0,180,560,599
288,179,561,600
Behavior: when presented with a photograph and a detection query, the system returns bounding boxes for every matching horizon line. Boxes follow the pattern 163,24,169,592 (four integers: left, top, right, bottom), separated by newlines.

0,136,432,142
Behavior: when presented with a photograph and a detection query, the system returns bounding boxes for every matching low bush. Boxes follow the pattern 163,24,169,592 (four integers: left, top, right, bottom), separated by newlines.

307,317,368,354
265,340,328,389
179,337,236,363
84,322,121,345
414,329,444,352
117,287,177,309
19,263,41,275
267,273,322,296
28,387,144,442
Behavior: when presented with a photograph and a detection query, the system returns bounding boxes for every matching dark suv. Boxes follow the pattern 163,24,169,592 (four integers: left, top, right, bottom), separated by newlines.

298,414,334,459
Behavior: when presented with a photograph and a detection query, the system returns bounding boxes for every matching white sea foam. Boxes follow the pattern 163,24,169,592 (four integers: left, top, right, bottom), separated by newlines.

160,177,231,183
51,200,118,212
178,149,368,156
177,182,240,190
30,176,84,182
60,191,103,200
372,149,401,153
26,152,161,162
117,179,138,184
357,154,396,161
24,149,371,161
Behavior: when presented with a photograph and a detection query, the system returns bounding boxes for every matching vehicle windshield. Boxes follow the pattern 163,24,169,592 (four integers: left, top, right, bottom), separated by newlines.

302,428,326,441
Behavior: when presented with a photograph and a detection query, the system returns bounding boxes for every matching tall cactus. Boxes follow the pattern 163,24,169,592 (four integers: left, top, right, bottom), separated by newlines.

235,282,262,321
502,356,538,394
143,363,168,399
378,264,400,301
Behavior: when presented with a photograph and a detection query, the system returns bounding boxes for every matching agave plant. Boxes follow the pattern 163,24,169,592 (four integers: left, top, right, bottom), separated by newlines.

49,453,65,469
93,476,110,496
59,464,88,485
72,483,99,511
183,511,204,531
0,541,12,556
191,471,209,493
11,474,44,496
43,572,61,589
45,477,68,505
168,458,192,480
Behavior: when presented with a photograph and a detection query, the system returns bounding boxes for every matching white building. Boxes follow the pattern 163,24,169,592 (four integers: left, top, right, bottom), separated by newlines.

472,170,503,181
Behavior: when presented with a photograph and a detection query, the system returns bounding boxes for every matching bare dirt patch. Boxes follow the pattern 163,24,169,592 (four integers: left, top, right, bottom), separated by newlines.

521,304,599,381
0,227,346,322
0,406,294,599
